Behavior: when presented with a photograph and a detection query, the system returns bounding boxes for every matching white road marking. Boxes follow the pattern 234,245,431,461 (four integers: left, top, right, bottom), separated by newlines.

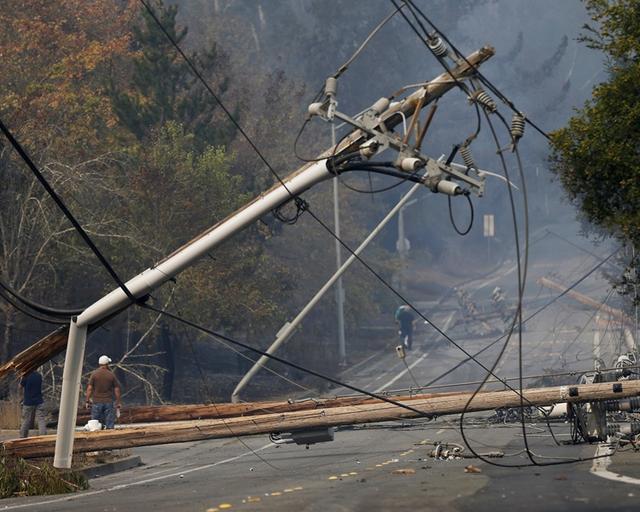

0,443,273,510
348,351,381,373
372,311,456,393
590,443,640,486
374,353,428,393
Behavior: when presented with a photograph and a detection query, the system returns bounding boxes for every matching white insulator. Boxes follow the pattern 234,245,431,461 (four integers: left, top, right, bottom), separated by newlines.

400,157,424,172
370,97,391,115
469,89,497,113
460,144,476,169
511,113,525,140
325,77,337,97
359,140,378,159
428,36,448,58
436,180,462,196
308,102,325,117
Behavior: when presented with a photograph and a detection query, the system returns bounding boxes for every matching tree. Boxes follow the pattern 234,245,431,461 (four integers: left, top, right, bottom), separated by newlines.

0,0,137,363
109,0,235,146
549,0,640,295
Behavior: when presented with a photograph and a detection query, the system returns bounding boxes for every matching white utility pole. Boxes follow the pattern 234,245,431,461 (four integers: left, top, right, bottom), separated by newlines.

396,198,417,293
52,46,495,468
332,124,347,367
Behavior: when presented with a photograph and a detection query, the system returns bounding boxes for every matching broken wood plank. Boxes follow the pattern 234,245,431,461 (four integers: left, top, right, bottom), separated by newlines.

0,326,69,381
6,379,640,459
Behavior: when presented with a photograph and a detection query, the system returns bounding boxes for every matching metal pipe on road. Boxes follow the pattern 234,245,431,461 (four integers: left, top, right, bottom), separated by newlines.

231,180,426,402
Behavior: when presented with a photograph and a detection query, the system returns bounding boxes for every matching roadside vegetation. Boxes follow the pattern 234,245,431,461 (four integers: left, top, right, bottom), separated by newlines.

0,448,88,498
550,0,640,299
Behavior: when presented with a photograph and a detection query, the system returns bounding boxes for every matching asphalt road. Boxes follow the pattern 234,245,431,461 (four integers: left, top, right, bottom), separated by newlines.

3,229,638,511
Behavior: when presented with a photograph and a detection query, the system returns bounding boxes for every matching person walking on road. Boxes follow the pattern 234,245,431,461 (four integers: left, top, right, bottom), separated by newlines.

85,355,121,429
20,370,47,438
395,304,417,350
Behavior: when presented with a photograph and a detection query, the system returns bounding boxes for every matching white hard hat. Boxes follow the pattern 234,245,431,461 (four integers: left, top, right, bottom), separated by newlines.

98,355,112,365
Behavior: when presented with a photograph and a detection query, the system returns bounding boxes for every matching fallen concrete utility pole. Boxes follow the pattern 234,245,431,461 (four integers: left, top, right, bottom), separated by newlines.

38,45,494,469
0,45,495,391
5,379,639,459
537,277,632,325
68,391,463,426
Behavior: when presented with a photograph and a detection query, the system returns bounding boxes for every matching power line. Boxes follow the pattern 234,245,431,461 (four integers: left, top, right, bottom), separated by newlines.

0,289,68,325
0,279,83,317
400,0,552,140
140,301,434,418
140,0,547,410
0,118,136,303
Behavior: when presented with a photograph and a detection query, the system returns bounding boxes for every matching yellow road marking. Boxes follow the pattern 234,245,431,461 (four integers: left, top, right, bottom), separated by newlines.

270,492,282,496
218,505,232,510
328,475,338,480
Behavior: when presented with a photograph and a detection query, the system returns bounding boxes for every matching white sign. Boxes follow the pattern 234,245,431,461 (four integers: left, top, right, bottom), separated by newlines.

483,214,495,237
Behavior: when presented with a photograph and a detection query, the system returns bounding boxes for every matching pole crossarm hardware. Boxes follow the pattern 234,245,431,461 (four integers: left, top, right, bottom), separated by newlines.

47,46,494,468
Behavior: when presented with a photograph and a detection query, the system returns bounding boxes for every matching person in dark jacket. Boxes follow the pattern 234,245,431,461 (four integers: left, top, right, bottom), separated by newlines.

20,370,46,438
395,305,417,350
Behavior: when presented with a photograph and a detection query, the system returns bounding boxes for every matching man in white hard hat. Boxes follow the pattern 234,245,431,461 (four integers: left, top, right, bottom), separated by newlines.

85,355,121,429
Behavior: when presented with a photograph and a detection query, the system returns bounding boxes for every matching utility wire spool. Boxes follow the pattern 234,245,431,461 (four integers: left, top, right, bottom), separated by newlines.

469,88,497,113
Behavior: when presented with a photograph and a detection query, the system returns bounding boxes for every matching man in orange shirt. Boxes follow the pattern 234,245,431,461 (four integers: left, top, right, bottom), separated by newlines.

85,355,121,429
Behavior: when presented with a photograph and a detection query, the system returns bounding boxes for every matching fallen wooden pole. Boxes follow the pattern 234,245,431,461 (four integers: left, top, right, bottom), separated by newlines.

538,277,632,325
6,379,639,459
69,391,464,425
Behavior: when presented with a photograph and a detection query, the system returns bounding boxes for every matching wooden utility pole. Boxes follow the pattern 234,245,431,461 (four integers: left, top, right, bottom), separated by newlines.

69,391,463,425
5,379,638,459
538,277,632,325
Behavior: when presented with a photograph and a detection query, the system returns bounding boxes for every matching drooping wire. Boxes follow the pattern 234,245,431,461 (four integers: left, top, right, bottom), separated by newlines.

457,105,533,468
447,194,474,236
139,303,434,418
0,279,83,317
0,289,68,325
140,0,550,417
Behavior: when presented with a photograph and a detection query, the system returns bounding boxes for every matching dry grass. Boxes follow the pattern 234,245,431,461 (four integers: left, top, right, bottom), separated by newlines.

0,447,88,498
0,400,21,430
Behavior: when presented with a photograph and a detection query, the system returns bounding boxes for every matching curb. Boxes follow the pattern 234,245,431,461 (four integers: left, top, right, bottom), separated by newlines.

81,456,143,479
